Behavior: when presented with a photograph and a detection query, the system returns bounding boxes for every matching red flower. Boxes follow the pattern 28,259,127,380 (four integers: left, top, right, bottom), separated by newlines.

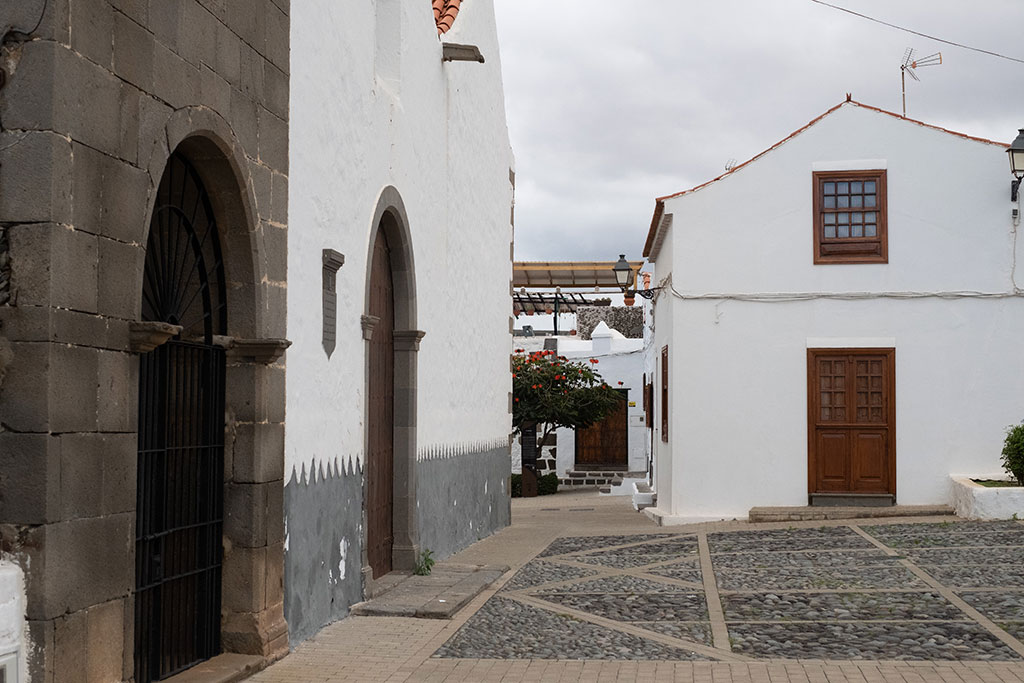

589,358,599,364
617,381,623,386
514,397,519,402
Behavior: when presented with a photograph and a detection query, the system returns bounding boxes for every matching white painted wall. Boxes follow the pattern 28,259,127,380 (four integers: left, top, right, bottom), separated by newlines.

648,102,1024,521
0,562,25,683
287,0,514,476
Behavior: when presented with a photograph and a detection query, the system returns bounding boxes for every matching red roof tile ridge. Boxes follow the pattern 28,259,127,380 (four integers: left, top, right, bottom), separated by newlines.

433,0,462,35
642,98,1008,258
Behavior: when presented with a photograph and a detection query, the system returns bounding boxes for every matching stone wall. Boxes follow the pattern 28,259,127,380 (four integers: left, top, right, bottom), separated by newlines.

577,306,645,339
0,1,289,680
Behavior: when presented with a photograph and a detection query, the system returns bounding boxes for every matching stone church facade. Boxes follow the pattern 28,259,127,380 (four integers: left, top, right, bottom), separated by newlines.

0,1,289,680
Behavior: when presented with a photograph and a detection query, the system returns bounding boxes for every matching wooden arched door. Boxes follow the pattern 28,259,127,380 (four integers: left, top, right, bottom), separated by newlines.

367,228,395,577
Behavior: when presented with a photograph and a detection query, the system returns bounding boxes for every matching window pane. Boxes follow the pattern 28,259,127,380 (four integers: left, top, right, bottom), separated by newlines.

838,182,849,194
865,224,876,237
850,195,863,208
824,213,836,224
838,224,849,238
824,196,836,208
865,195,876,207
852,224,863,237
838,212,849,224
865,212,876,223
825,225,836,239
865,181,876,193
837,196,849,208
824,182,835,194
851,181,863,193
852,212,863,223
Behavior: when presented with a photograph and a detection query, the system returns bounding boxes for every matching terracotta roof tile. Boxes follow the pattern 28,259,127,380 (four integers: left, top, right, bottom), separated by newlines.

433,0,462,35
642,98,1009,258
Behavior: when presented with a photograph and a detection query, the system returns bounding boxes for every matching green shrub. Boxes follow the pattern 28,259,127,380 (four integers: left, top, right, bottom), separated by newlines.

1001,422,1024,485
538,473,559,496
510,473,522,497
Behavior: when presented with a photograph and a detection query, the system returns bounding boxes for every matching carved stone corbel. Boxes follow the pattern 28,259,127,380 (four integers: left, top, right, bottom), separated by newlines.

129,321,182,353
360,315,380,341
225,338,292,364
393,329,426,352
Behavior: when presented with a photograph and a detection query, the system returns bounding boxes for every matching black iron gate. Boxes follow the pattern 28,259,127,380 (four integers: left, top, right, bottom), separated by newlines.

136,151,228,682
136,341,225,681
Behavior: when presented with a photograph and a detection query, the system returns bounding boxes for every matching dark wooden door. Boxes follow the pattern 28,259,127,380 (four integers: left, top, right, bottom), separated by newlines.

576,390,628,466
367,229,395,577
808,349,895,495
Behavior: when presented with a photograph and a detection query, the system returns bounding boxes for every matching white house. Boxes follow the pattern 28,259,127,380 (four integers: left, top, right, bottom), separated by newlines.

285,1,514,644
554,322,650,483
643,98,1024,523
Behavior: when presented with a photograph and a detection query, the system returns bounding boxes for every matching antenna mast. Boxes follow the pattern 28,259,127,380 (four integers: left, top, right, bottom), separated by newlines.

900,48,942,117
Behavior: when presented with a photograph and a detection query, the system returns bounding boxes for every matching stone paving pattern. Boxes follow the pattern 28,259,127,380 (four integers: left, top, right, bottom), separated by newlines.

435,520,1024,662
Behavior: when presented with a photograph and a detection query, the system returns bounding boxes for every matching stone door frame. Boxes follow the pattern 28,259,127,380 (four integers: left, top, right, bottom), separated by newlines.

360,186,424,589
130,108,289,664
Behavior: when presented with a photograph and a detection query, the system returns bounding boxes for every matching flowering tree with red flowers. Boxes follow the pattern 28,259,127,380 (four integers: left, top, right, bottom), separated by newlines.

512,348,621,446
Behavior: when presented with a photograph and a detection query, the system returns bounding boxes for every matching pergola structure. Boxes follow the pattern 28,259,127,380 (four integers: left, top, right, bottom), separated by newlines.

512,260,644,334
513,260,644,290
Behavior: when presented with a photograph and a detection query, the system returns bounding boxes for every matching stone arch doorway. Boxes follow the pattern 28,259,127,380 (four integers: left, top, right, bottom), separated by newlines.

362,187,425,583
131,114,289,679
135,150,227,681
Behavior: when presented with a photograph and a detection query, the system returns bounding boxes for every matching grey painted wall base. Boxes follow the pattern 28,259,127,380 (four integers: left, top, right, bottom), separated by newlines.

283,458,364,647
417,445,512,561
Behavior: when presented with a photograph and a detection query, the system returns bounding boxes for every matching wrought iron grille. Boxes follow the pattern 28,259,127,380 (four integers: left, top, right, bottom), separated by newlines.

136,151,228,683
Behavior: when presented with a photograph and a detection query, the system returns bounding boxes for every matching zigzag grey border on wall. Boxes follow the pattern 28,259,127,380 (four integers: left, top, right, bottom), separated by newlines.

287,455,364,487
419,437,509,461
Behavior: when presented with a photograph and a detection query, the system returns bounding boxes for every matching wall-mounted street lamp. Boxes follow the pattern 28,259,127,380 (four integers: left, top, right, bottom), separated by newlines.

1009,128,1024,203
612,254,657,302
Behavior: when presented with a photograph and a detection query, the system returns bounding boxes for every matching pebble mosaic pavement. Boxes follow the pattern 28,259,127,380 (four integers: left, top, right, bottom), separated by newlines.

433,520,1024,662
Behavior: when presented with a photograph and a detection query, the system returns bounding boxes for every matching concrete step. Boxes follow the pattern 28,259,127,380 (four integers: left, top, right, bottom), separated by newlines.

748,504,955,523
350,563,508,619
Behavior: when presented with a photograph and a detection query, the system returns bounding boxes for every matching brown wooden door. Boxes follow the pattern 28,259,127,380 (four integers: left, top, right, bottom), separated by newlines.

367,230,395,577
576,391,628,467
808,349,895,495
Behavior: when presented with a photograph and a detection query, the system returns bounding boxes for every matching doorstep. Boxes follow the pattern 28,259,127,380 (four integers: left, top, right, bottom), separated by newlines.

350,562,508,619
163,653,265,683
748,504,955,523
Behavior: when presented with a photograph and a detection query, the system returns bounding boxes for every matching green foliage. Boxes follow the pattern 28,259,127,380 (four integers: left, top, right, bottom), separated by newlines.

538,473,559,496
413,549,435,576
1001,422,1024,486
509,472,558,497
512,348,621,435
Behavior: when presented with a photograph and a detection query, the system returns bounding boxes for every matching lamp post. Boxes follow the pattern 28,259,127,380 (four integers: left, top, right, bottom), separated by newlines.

1009,128,1024,202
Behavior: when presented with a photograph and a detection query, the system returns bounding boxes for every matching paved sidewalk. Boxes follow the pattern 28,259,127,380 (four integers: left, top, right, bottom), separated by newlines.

249,492,1024,682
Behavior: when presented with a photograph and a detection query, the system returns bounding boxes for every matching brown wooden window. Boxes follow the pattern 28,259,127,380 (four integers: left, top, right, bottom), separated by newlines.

813,170,887,264
660,346,668,442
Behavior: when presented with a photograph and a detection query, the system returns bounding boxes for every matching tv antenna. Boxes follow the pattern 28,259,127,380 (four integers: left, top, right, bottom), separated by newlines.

900,48,942,117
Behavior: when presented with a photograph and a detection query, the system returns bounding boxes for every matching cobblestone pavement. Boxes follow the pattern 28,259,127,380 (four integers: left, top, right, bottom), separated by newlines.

249,493,1024,681
436,518,1024,663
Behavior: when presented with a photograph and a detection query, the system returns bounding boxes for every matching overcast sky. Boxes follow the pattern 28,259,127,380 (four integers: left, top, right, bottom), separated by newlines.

494,0,1024,264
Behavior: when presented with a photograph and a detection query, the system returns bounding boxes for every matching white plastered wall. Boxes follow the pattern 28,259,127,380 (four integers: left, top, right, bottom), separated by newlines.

287,0,514,477
651,103,1024,520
